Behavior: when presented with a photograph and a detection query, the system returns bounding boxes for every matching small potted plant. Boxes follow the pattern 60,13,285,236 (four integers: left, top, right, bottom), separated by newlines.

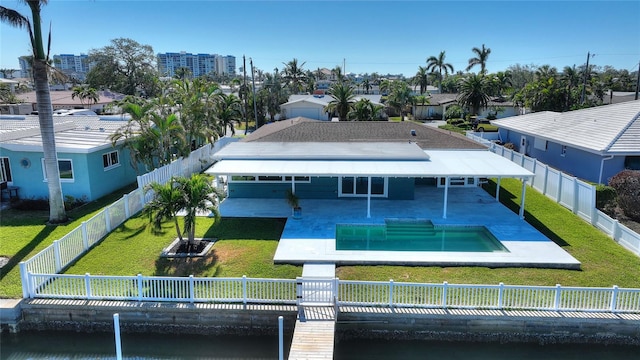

286,189,302,219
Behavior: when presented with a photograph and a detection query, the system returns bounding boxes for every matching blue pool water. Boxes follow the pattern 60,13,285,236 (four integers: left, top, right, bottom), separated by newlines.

336,220,507,252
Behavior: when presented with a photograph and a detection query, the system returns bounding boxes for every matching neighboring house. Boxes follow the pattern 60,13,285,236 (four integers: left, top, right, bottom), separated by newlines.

206,119,533,218
280,94,383,121
16,90,124,114
413,94,522,120
0,115,138,202
492,100,640,184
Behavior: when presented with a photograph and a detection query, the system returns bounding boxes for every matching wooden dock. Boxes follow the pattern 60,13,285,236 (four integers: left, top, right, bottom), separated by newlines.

288,306,336,360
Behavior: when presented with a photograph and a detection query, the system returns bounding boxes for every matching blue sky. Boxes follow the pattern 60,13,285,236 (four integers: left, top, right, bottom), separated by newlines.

1,1,639,76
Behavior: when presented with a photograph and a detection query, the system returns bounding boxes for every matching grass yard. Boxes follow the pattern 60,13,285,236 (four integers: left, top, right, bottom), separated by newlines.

0,183,138,298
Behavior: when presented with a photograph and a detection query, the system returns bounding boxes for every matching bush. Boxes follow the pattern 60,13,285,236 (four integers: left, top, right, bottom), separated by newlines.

12,197,49,211
503,142,515,150
444,105,463,120
595,184,617,214
608,170,640,221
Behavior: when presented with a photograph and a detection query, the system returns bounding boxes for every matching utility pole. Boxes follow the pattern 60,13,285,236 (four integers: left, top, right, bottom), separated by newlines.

580,51,593,105
635,60,640,100
250,58,258,129
243,55,248,135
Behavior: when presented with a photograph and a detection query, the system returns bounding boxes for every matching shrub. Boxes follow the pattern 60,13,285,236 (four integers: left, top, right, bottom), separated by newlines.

503,143,515,150
12,197,49,211
595,184,617,214
444,105,463,120
608,170,640,221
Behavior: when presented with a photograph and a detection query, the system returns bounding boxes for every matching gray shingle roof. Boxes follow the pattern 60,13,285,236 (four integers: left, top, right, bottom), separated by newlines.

243,117,487,150
492,100,640,154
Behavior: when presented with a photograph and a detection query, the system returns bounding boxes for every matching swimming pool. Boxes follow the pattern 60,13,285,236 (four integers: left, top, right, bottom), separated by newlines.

336,220,508,252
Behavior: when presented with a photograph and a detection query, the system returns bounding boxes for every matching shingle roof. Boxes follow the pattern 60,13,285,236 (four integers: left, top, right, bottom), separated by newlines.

492,100,640,154
242,118,487,150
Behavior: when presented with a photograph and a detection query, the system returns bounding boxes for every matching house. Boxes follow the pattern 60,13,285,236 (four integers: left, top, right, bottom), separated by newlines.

0,115,138,202
492,100,640,184
205,119,534,218
280,94,383,120
413,94,522,120
15,90,124,114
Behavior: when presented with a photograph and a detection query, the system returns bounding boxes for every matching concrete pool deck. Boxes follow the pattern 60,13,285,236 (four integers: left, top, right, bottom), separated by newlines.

219,185,581,269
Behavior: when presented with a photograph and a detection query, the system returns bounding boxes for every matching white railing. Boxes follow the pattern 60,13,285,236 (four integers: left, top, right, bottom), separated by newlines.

19,140,236,298
467,133,640,257
19,272,640,313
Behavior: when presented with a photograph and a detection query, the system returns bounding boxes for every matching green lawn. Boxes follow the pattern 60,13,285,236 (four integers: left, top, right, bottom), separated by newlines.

2,178,640,299
0,183,138,298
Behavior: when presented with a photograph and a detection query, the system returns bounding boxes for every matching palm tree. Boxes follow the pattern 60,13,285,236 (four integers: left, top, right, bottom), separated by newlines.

387,81,415,121
282,58,307,94
145,178,188,242
175,174,223,249
490,71,513,98
216,93,242,136
174,66,192,80
426,51,454,94
71,85,99,109
457,73,492,116
466,44,491,73
414,66,430,94
362,78,372,95
324,82,355,121
1,0,67,223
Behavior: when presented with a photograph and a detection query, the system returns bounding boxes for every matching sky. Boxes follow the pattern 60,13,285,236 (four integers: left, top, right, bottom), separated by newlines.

1,0,639,77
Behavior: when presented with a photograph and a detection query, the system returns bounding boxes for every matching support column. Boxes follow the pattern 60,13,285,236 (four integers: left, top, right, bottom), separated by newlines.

367,176,372,218
291,177,296,194
443,177,449,219
519,178,528,219
495,177,501,201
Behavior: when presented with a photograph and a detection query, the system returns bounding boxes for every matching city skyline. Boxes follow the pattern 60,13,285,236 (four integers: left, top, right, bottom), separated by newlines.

1,1,639,77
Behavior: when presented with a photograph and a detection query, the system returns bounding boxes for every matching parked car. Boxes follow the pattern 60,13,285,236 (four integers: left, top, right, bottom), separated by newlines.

474,118,499,132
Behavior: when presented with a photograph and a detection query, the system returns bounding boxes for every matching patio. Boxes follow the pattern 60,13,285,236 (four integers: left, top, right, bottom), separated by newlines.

219,184,581,269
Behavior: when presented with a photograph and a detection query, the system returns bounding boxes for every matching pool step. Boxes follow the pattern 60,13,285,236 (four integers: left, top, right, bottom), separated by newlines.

385,223,436,238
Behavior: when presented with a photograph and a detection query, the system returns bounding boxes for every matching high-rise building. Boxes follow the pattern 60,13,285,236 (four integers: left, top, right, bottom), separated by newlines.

157,52,236,78
52,54,91,81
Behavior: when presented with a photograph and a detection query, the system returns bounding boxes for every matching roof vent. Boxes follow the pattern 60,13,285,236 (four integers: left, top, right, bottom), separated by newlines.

99,127,105,132
410,129,416,136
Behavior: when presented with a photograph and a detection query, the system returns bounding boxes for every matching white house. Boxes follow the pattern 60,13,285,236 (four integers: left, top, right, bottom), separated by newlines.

280,94,384,121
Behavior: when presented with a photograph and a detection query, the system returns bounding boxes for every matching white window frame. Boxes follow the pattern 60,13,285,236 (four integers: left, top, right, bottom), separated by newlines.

338,176,388,198
534,137,548,151
0,157,12,183
229,175,311,183
42,158,74,182
102,150,120,171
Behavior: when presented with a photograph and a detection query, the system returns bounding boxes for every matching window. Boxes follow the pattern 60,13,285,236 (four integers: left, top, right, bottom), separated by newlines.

561,145,567,157
0,157,12,182
339,176,387,197
102,151,120,170
229,175,310,183
42,159,74,181
625,156,640,170
534,137,548,151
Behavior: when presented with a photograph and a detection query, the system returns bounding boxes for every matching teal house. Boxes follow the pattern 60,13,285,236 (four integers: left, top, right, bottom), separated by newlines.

0,115,138,202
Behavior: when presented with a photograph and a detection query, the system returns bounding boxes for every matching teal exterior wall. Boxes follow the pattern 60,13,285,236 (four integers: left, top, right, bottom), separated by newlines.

227,176,415,200
0,145,138,202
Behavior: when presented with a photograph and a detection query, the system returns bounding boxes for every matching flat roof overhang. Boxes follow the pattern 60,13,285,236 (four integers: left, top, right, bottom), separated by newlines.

205,150,534,179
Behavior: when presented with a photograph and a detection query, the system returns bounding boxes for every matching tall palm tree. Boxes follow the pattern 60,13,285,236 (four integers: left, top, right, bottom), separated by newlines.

282,58,307,94
426,51,454,94
362,78,372,95
1,0,67,223
387,81,415,121
490,71,513,98
71,85,99,109
466,44,491,74
144,178,187,242
457,73,492,116
175,174,223,250
414,66,430,94
216,93,242,136
324,82,355,121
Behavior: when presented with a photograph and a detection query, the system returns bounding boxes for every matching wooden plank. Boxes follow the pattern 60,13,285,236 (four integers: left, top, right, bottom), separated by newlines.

288,307,335,360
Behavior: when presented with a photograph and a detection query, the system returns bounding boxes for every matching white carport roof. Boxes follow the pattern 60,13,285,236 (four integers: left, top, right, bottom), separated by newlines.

206,147,533,178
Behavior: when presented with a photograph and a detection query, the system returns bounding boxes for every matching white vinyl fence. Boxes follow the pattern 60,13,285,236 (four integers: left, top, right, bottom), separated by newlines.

467,133,640,257
19,273,640,313
19,140,236,298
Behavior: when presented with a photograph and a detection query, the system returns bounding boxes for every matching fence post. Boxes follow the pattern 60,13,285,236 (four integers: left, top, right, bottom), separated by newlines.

105,207,112,233
189,275,195,303
81,221,89,250
53,240,62,272
442,281,448,309
137,274,144,301
556,173,563,203
572,177,579,214
19,262,30,298
612,220,621,240
542,165,549,195
590,186,597,226
334,277,339,321
85,273,92,300
389,279,394,308
610,285,619,312
554,284,562,311
124,194,130,218
296,277,302,307
498,282,504,309
242,275,248,305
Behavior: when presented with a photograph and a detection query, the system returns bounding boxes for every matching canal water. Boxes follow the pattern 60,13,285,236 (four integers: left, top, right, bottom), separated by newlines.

1,330,637,359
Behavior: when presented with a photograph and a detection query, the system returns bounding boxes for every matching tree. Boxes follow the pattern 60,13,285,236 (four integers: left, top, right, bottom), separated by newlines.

466,44,491,73
426,51,454,94
0,68,16,78
86,37,158,96
457,73,491,116
282,58,307,94
216,93,242,136
262,70,288,121
1,0,67,223
362,78,372,94
348,98,384,121
414,66,430,94
71,85,99,109
387,81,414,121
324,82,355,121
174,66,192,80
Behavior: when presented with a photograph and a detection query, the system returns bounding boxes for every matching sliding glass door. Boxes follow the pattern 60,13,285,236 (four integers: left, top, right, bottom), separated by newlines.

339,176,387,197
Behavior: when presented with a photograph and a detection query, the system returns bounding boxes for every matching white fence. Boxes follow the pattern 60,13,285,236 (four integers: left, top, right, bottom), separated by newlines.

19,140,234,298
467,133,640,257
19,272,640,313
